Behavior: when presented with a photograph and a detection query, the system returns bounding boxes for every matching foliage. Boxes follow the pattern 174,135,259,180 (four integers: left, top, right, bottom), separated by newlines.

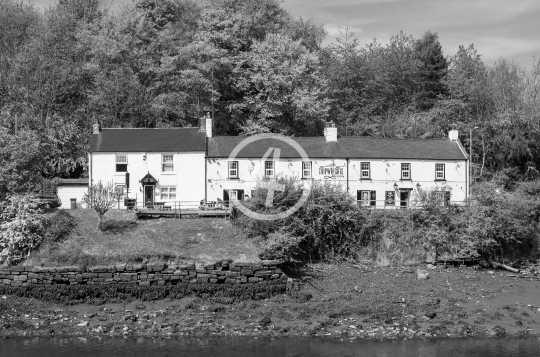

81,180,122,230
0,194,44,266
240,178,540,263
239,178,373,261
42,210,77,243
0,128,46,198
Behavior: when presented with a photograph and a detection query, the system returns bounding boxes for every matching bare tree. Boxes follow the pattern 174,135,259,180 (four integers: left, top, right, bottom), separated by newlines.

82,180,121,230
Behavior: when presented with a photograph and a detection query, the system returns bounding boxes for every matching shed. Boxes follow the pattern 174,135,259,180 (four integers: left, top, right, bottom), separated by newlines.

57,178,89,209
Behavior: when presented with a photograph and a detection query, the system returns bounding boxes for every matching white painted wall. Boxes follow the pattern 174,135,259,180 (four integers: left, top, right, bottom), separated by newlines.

57,185,88,209
206,157,468,207
89,151,206,208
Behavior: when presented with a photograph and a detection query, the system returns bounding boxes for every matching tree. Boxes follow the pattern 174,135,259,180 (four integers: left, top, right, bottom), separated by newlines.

413,31,448,110
0,127,46,198
231,34,329,135
82,181,122,230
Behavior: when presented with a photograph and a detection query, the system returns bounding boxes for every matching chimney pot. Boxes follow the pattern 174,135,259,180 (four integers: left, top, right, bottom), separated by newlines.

199,112,212,138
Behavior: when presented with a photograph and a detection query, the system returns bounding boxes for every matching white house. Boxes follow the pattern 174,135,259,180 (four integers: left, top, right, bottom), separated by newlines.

206,123,469,207
88,123,208,208
86,117,469,209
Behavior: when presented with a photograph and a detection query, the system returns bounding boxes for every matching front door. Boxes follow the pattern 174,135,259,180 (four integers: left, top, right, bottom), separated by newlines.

400,190,409,208
144,185,154,207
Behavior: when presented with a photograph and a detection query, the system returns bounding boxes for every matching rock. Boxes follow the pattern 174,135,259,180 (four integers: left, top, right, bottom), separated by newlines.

425,312,437,319
77,321,89,327
416,269,429,280
426,264,437,270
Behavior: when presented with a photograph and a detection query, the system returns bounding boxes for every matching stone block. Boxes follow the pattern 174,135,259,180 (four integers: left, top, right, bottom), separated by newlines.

254,270,272,277
98,273,113,278
76,274,83,283
197,273,211,278
209,278,218,284
139,281,150,286
115,265,126,272
232,262,253,268
240,269,254,276
11,266,25,272
173,270,188,276
252,264,264,271
82,273,98,279
270,274,280,280
203,264,215,270
198,277,209,283
88,266,107,273
28,273,40,279
152,264,165,272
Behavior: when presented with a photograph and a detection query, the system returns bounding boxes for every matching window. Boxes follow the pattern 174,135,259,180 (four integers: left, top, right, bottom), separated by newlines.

115,184,126,197
302,161,312,178
360,162,370,179
357,190,376,206
162,154,174,172
229,190,238,201
385,191,395,206
116,155,127,172
160,187,176,200
357,190,370,205
265,161,274,177
401,163,411,180
434,191,451,206
229,161,238,178
435,164,445,180
435,191,445,202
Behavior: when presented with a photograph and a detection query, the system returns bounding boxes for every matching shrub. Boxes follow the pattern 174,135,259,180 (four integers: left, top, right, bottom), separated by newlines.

82,180,122,230
42,210,76,242
0,195,45,266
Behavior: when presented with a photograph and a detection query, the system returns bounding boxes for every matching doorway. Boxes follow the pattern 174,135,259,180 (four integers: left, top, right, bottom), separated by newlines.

399,190,410,208
144,185,154,207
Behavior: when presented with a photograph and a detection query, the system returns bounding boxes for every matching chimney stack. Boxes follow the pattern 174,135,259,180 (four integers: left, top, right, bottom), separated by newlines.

324,121,337,142
199,112,212,138
92,121,101,134
448,129,459,141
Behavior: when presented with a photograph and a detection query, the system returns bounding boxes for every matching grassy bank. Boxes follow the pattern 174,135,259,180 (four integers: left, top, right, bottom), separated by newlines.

24,209,260,267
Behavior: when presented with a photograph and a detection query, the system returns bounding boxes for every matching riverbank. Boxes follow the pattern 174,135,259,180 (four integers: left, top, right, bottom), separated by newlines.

1,263,539,339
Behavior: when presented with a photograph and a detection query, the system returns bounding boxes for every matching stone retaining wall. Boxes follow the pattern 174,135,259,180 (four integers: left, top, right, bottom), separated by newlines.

0,260,286,287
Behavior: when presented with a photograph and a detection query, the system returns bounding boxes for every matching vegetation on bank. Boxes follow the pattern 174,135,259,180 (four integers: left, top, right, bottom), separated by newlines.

239,178,540,265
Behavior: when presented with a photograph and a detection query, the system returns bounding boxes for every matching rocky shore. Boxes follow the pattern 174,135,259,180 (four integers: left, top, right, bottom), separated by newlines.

1,264,539,340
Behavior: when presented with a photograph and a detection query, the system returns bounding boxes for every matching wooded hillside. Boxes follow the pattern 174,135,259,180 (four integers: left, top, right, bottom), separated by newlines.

1,0,539,196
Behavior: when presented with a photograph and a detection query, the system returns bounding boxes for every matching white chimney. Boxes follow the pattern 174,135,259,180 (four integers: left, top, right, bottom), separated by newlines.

324,121,337,142
198,112,213,138
448,129,459,141
205,113,212,138
92,122,101,134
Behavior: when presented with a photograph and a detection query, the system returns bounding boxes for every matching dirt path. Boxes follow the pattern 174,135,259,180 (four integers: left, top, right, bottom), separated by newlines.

1,264,539,339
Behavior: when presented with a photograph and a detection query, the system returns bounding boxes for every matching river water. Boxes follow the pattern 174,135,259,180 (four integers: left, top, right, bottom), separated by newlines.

1,336,539,356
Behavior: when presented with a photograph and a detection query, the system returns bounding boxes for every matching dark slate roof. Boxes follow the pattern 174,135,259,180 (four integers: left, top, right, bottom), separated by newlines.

60,178,89,185
208,136,467,160
89,128,206,152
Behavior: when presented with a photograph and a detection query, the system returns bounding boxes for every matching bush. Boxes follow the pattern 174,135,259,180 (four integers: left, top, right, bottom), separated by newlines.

42,210,76,242
0,195,45,266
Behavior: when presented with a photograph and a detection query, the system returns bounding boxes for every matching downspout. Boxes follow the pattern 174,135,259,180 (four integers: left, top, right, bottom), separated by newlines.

205,139,208,202
346,158,349,194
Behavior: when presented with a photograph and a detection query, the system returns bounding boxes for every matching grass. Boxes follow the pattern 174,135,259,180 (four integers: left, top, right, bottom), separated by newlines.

25,209,260,267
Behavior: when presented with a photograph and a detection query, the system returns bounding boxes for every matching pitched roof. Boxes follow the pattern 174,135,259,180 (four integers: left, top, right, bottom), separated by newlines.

89,128,206,152
207,136,467,160
60,178,89,185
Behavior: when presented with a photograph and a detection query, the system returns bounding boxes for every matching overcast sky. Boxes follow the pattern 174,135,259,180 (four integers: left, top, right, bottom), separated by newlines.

33,0,540,68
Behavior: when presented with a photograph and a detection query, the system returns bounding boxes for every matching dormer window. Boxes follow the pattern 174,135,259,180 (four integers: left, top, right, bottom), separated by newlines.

116,155,127,172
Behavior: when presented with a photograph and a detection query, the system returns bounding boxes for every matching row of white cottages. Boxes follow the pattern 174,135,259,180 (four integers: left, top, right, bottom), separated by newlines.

59,117,470,209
